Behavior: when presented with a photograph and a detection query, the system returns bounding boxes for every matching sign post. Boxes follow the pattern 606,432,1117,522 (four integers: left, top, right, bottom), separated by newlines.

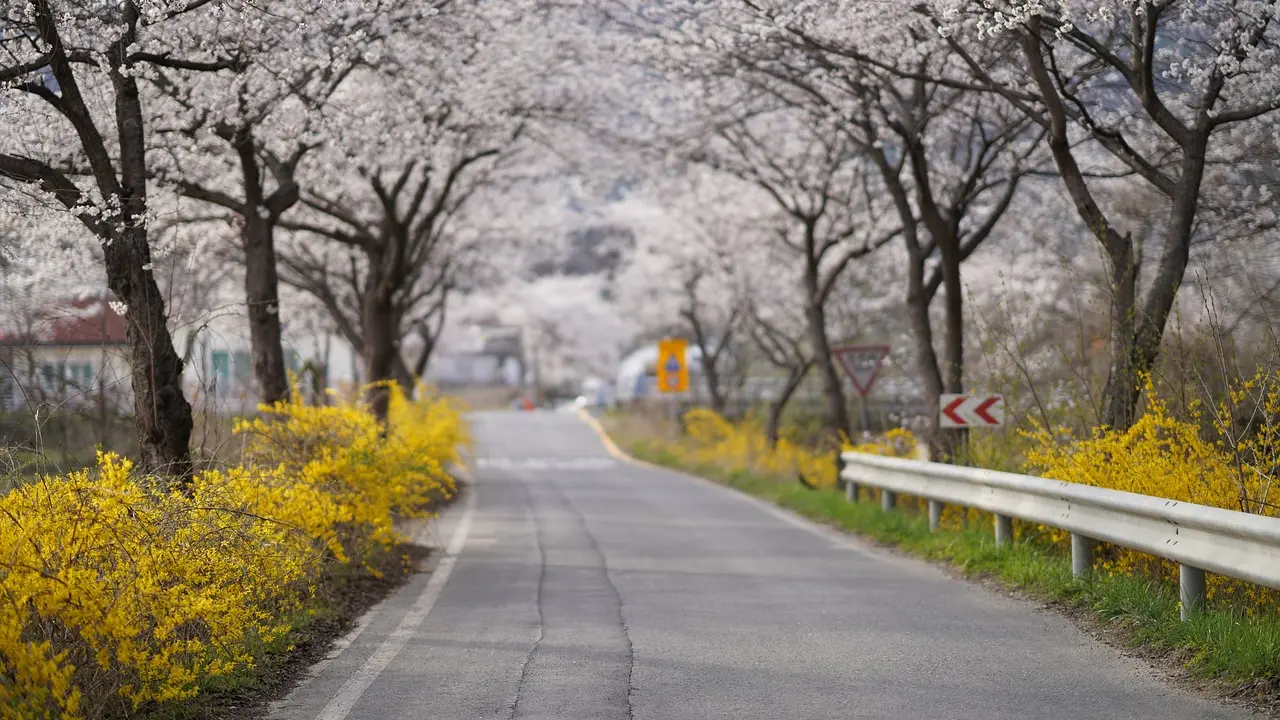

833,345,891,436
656,338,689,437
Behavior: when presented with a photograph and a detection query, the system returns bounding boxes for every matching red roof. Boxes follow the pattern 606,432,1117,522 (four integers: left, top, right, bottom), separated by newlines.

0,296,129,347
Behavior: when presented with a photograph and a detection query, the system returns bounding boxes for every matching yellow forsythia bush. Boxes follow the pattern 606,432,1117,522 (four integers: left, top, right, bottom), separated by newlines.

844,427,950,515
236,383,465,563
1025,374,1280,605
845,427,918,459
681,408,839,488
0,384,463,719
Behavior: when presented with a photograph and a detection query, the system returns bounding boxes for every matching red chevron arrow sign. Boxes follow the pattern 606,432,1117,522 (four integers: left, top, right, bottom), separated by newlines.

939,394,1006,428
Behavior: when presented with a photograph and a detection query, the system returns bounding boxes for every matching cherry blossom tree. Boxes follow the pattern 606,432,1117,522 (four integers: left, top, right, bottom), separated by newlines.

276,133,510,420
271,0,559,419
627,0,1044,453
695,107,900,438
148,1,417,405
925,0,1280,429
606,167,769,413
602,106,899,435
739,3,1044,454
0,1,266,474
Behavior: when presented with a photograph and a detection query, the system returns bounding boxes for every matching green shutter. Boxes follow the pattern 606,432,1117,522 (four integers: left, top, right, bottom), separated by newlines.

72,363,92,389
233,351,251,381
212,351,230,386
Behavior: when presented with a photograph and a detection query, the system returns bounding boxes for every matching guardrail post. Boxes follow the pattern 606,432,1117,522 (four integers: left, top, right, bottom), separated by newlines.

1070,534,1095,578
994,514,1013,547
928,500,943,532
845,479,859,502
1180,565,1206,620
881,489,896,511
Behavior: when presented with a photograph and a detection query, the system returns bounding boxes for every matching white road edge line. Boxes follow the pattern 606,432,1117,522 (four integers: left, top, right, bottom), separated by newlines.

275,602,377,703
313,488,478,720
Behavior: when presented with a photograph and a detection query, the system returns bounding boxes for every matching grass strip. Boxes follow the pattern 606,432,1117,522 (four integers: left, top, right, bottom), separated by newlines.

626,438,1280,694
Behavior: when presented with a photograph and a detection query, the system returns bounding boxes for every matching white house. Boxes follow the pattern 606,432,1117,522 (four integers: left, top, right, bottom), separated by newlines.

0,296,134,412
0,292,374,416
424,324,525,388
175,310,361,414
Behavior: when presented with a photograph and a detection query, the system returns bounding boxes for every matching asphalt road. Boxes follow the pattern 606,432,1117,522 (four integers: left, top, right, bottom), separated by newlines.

272,410,1250,720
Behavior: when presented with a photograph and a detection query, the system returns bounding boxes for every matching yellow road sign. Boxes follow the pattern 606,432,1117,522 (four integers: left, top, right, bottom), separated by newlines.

656,338,689,394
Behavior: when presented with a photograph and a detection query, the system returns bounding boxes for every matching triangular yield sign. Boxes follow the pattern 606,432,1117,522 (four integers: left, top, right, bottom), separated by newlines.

833,345,891,397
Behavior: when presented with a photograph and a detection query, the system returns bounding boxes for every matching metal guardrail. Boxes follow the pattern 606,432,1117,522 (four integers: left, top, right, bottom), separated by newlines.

840,452,1280,619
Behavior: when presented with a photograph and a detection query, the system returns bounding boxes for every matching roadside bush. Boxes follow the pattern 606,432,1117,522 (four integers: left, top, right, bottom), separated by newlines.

683,408,839,489
0,384,462,719
669,412,955,524
1024,373,1280,609
235,382,464,563
846,427,918,459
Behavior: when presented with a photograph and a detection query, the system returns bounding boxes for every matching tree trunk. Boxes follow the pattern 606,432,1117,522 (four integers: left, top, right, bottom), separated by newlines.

316,333,332,405
1102,140,1205,430
1100,235,1140,429
871,148,953,459
766,363,810,448
702,354,728,414
936,229,968,460
905,247,947,460
805,296,850,442
243,213,291,406
107,226,194,476
234,129,296,408
938,248,964,392
109,18,193,477
683,298,734,415
363,290,399,422
908,137,970,461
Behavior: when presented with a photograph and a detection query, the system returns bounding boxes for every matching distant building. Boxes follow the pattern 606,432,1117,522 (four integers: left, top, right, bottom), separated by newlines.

425,324,525,388
0,293,364,415
0,296,134,411
177,315,360,414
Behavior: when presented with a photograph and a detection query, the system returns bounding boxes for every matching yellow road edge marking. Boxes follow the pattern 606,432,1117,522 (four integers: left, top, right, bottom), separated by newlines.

575,407,665,471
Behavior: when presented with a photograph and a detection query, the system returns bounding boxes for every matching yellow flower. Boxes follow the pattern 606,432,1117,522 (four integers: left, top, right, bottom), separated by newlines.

1023,371,1280,605
0,381,463,716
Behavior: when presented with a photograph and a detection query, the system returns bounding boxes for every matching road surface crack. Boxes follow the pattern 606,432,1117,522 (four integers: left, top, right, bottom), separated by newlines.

509,480,547,720
551,479,637,720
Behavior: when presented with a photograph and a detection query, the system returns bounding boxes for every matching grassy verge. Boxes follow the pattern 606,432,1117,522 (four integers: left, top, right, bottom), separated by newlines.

624,436,1280,705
